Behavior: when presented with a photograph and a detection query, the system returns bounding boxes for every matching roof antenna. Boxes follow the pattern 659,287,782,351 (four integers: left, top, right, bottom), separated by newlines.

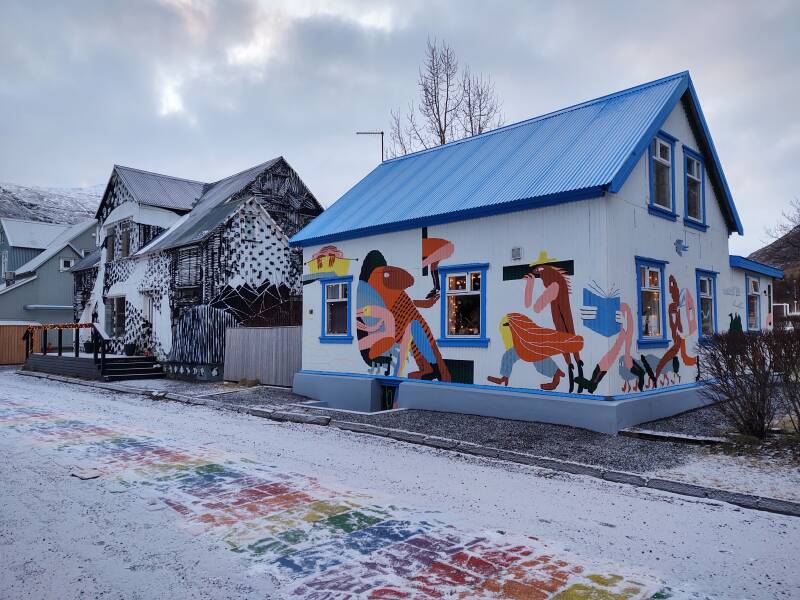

356,131,384,162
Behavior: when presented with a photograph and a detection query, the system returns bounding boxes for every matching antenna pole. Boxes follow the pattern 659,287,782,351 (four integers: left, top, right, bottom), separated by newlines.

356,131,385,162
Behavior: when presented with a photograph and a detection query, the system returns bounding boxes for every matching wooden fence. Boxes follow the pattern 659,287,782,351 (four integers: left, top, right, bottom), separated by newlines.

223,326,301,387
0,324,42,365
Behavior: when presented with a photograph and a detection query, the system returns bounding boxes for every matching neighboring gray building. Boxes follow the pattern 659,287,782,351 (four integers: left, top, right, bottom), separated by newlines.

0,218,71,279
0,219,97,342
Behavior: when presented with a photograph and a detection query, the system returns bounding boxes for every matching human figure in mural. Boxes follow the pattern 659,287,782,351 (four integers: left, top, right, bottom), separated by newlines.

527,264,585,392
655,275,697,382
357,250,451,381
421,228,455,299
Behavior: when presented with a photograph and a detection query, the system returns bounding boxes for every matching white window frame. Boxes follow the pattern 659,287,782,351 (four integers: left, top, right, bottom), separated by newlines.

444,270,483,338
60,257,75,272
651,137,673,210
323,279,350,338
685,155,703,222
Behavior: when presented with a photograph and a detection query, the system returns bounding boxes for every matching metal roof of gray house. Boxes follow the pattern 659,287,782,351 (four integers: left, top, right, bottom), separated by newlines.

291,71,743,247
0,218,68,249
139,158,281,253
14,219,97,276
70,247,101,272
112,165,207,212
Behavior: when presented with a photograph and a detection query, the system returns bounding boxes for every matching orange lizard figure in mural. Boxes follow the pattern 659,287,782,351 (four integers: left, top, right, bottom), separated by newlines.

655,275,697,382
528,264,585,392
368,265,451,382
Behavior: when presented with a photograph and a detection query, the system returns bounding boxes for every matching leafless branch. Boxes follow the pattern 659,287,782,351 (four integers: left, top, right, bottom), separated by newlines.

386,37,505,156
767,198,800,250
460,65,504,137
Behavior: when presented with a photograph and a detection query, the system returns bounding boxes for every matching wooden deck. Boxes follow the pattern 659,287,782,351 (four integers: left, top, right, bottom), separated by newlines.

23,353,165,381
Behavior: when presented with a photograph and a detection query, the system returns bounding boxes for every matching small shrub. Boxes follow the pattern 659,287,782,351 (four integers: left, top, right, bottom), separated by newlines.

698,331,778,439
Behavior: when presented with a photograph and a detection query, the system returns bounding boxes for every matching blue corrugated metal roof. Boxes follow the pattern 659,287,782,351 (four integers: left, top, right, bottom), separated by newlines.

291,71,742,246
114,165,207,212
730,255,784,279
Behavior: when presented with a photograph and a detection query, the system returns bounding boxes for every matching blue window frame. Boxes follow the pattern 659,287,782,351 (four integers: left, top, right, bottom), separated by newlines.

683,146,707,231
320,275,353,343
635,256,669,347
648,131,677,221
438,263,489,347
745,274,761,331
695,269,717,339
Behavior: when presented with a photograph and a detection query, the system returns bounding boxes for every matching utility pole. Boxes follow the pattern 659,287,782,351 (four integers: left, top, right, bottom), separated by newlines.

356,131,384,162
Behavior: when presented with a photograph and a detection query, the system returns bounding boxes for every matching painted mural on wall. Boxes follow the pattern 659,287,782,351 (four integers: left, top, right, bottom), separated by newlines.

307,227,710,396
356,250,450,381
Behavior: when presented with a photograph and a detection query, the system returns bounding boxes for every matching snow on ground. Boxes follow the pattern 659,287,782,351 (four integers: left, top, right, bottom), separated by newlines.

651,449,800,502
1,370,799,599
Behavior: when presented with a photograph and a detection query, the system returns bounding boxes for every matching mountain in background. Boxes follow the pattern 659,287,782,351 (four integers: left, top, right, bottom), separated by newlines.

0,181,103,224
750,227,800,313
749,226,800,271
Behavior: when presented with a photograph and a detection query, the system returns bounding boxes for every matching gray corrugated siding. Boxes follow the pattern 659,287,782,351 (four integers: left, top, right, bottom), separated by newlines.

223,326,301,387
8,247,42,271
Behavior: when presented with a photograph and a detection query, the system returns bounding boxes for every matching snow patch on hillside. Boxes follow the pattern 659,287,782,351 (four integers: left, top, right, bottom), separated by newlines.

0,181,103,224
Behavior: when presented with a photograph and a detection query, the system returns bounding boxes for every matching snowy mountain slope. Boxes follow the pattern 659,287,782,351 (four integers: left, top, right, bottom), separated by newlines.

0,182,103,224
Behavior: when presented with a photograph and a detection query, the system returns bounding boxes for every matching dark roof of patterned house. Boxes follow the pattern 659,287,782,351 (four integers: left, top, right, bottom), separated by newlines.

139,158,282,253
291,71,743,247
100,165,208,216
70,247,102,272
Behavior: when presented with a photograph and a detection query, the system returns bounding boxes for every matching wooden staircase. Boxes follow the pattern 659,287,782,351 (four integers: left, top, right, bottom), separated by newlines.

102,357,165,382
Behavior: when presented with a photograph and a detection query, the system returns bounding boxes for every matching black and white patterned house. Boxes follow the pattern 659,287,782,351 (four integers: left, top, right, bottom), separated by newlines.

73,158,323,379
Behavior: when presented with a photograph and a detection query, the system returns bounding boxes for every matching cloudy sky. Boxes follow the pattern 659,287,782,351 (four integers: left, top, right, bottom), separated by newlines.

1,0,797,254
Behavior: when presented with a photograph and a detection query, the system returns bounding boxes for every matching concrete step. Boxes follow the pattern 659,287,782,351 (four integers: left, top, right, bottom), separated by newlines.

104,372,166,382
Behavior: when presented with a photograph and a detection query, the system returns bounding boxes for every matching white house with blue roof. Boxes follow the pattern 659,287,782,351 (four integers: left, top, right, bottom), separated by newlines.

290,72,783,434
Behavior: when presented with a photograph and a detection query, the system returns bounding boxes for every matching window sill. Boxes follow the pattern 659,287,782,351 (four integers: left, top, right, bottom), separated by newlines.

319,335,353,344
637,337,669,348
684,218,708,232
648,205,678,221
437,337,490,348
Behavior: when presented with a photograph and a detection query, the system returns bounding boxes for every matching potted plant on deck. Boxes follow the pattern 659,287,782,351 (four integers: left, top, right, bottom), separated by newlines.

124,342,137,356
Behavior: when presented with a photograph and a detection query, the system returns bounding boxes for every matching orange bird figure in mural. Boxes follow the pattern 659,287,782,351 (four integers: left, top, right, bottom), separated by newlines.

528,265,585,392
367,262,451,382
656,275,697,382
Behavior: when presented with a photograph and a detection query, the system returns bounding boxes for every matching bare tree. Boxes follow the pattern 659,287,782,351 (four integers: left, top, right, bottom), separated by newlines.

388,38,503,158
766,198,800,250
459,66,503,137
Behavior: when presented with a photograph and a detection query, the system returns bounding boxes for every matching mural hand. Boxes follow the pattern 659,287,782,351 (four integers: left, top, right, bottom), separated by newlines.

579,306,598,320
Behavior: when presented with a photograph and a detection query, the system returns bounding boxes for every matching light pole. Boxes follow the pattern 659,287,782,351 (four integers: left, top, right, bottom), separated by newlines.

356,130,384,162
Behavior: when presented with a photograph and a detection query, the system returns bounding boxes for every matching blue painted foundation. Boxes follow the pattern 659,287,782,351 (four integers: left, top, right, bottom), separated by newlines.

293,370,714,435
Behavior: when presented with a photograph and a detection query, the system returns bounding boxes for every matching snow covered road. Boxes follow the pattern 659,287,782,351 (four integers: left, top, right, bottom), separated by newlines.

0,371,797,599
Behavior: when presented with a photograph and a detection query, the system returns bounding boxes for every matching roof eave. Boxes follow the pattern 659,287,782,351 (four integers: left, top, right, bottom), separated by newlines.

290,185,607,248
685,78,744,236
730,255,784,279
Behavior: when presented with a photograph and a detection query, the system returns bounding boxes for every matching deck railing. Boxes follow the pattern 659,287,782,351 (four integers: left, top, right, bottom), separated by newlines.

23,322,112,370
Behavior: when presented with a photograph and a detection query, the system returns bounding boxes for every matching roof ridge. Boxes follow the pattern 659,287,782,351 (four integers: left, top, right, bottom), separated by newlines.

383,71,689,165
114,164,207,186
205,157,282,189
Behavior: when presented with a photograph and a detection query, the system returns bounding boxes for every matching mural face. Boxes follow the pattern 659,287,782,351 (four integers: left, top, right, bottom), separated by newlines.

356,250,450,382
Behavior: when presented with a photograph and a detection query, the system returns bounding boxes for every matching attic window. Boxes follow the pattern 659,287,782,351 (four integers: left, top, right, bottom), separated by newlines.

650,136,673,211
60,258,75,271
683,147,706,229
